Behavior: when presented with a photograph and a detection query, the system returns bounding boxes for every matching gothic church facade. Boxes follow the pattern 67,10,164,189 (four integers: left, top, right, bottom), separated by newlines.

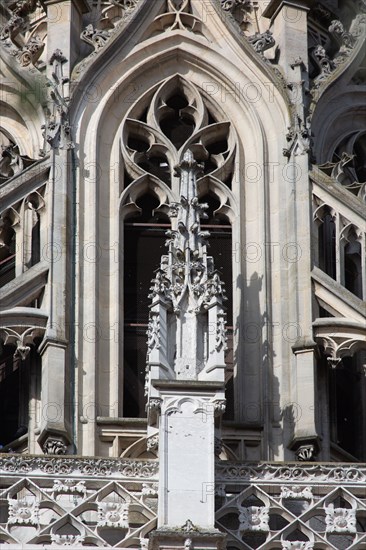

0,0,366,548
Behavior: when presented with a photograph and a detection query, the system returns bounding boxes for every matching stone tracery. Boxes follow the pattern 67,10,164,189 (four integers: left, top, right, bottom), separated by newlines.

121,76,236,193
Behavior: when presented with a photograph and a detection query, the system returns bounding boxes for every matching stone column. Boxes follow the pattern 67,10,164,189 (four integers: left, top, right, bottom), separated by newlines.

37,133,72,453
37,0,89,452
264,0,320,459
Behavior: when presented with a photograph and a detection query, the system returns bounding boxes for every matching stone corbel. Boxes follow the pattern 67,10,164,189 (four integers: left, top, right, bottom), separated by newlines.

316,335,365,367
0,328,38,360
289,436,320,462
314,319,366,368
0,309,47,360
42,435,68,455
147,397,162,426
295,444,316,461
213,399,226,417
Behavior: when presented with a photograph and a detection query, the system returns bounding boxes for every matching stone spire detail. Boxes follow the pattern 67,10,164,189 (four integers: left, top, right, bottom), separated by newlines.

145,150,228,531
146,149,227,389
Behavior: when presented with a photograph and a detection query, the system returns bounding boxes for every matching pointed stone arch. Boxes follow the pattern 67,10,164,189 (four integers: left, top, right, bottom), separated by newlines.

73,0,293,455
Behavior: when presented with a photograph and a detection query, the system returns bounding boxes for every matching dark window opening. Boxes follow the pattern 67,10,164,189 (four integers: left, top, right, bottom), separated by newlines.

202,137,232,181
221,169,233,190
332,132,366,186
319,306,334,318
123,169,134,190
0,347,28,448
127,136,150,153
123,194,168,418
139,155,171,186
207,111,217,126
160,93,195,149
127,135,171,186
318,210,336,280
206,139,228,156
0,229,15,288
344,238,362,299
354,133,366,182
123,192,234,419
31,212,40,266
286,529,309,542
329,354,365,460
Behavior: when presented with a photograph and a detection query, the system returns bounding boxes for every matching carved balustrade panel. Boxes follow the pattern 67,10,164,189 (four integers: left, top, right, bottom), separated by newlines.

215,461,366,549
0,455,158,547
